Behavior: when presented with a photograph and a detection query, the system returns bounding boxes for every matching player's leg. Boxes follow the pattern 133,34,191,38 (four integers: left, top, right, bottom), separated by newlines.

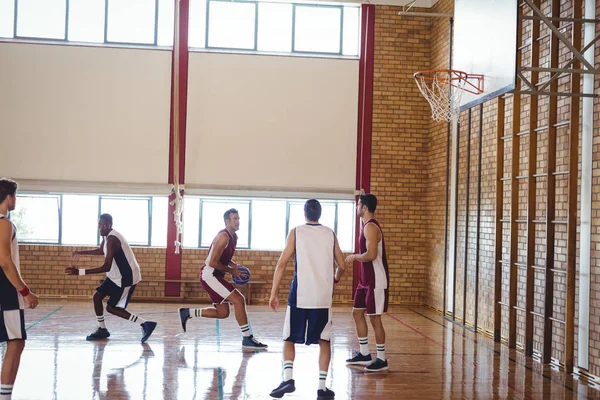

270,306,301,398
87,280,111,340
105,284,157,343
0,340,25,399
179,273,233,331
365,289,389,372
314,309,334,399
227,290,267,349
346,287,372,365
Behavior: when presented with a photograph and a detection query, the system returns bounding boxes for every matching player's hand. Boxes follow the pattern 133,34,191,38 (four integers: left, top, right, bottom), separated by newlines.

64,266,79,275
345,255,356,265
231,266,242,278
269,295,279,312
23,292,39,309
71,251,79,259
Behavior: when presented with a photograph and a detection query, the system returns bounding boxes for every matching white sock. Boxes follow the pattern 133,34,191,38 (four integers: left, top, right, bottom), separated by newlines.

0,384,13,399
359,337,369,356
318,371,327,390
376,344,385,361
193,308,204,318
96,315,106,329
240,324,251,337
128,314,147,325
283,360,293,381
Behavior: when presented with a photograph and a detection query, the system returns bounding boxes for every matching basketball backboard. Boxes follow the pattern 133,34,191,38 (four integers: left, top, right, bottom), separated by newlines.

453,0,518,110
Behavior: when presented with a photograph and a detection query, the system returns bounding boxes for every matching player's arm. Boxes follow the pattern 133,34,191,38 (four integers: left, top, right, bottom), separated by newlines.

206,233,238,275
66,236,119,275
333,235,347,283
345,223,380,264
72,243,104,257
0,219,38,308
269,229,295,311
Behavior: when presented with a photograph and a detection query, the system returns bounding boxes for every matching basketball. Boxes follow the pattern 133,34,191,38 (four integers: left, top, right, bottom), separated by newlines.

232,265,250,286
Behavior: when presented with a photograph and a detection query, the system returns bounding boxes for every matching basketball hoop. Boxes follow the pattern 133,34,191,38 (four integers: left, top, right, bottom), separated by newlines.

414,70,484,122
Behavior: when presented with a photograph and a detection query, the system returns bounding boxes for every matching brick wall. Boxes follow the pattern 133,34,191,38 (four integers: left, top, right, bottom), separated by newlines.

425,0,600,374
371,5,432,304
19,245,355,305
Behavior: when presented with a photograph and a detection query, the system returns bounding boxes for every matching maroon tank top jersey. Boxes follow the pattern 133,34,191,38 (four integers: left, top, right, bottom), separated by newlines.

358,219,390,289
205,229,237,277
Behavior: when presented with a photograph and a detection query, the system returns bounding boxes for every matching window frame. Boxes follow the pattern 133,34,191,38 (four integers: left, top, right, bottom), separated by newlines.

205,0,258,52
291,3,344,56
13,193,354,251
14,0,69,41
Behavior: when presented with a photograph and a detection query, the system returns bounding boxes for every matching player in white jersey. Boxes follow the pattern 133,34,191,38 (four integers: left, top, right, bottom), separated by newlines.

65,214,157,343
269,199,347,399
0,178,39,400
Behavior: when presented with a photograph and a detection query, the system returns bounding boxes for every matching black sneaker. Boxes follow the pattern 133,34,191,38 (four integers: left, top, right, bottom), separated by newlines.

269,379,295,398
141,321,157,343
242,335,268,350
365,358,388,372
317,388,335,399
345,351,372,365
179,308,191,332
86,327,110,341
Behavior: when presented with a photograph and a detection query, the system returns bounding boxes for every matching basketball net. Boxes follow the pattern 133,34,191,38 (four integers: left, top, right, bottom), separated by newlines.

414,70,483,122
170,0,184,254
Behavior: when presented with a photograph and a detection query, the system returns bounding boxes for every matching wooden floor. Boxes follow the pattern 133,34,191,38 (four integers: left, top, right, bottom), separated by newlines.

3,300,600,399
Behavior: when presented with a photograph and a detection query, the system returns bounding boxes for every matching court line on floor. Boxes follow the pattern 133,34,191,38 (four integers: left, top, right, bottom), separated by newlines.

386,312,534,400
26,307,62,331
406,307,577,394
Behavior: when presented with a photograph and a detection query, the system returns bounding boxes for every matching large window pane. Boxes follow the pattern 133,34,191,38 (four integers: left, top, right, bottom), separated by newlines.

107,0,156,44
201,200,249,248
62,195,99,246
336,201,354,252
342,6,359,56
320,203,336,231
157,0,174,46
294,5,341,53
188,0,207,48
100,197,150,245
68,0,105,43
12,196,60,243
0,0,15,38
287,202,306,232
257,3,292,52
151,197,168,247
16,0,66,39
207,1,256,50
251,200,286,250
183,197,200,248
288,201,335,231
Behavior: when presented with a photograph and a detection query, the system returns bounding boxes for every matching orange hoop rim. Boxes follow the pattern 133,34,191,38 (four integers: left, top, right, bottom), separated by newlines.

414,69,484,95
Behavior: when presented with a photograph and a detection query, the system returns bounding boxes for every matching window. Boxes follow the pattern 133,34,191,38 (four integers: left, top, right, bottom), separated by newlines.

12,195,60,243
100,197,150,246
0,0,15,38
257,3,292,53
151,197,169,247
251,200,286,250
183,197,200,248
68,0,105,43
16,0,67,40
207,1,256,50
11,193,354,251
107,0,157,44
62,195,99,246
188,0,207,48
200,200,250,248
293,5,342,54
2,0,359,57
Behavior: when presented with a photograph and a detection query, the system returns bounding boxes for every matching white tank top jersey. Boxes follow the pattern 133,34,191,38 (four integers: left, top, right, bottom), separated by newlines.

288,224,336,309
0,214,20,274
103,229,142,288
